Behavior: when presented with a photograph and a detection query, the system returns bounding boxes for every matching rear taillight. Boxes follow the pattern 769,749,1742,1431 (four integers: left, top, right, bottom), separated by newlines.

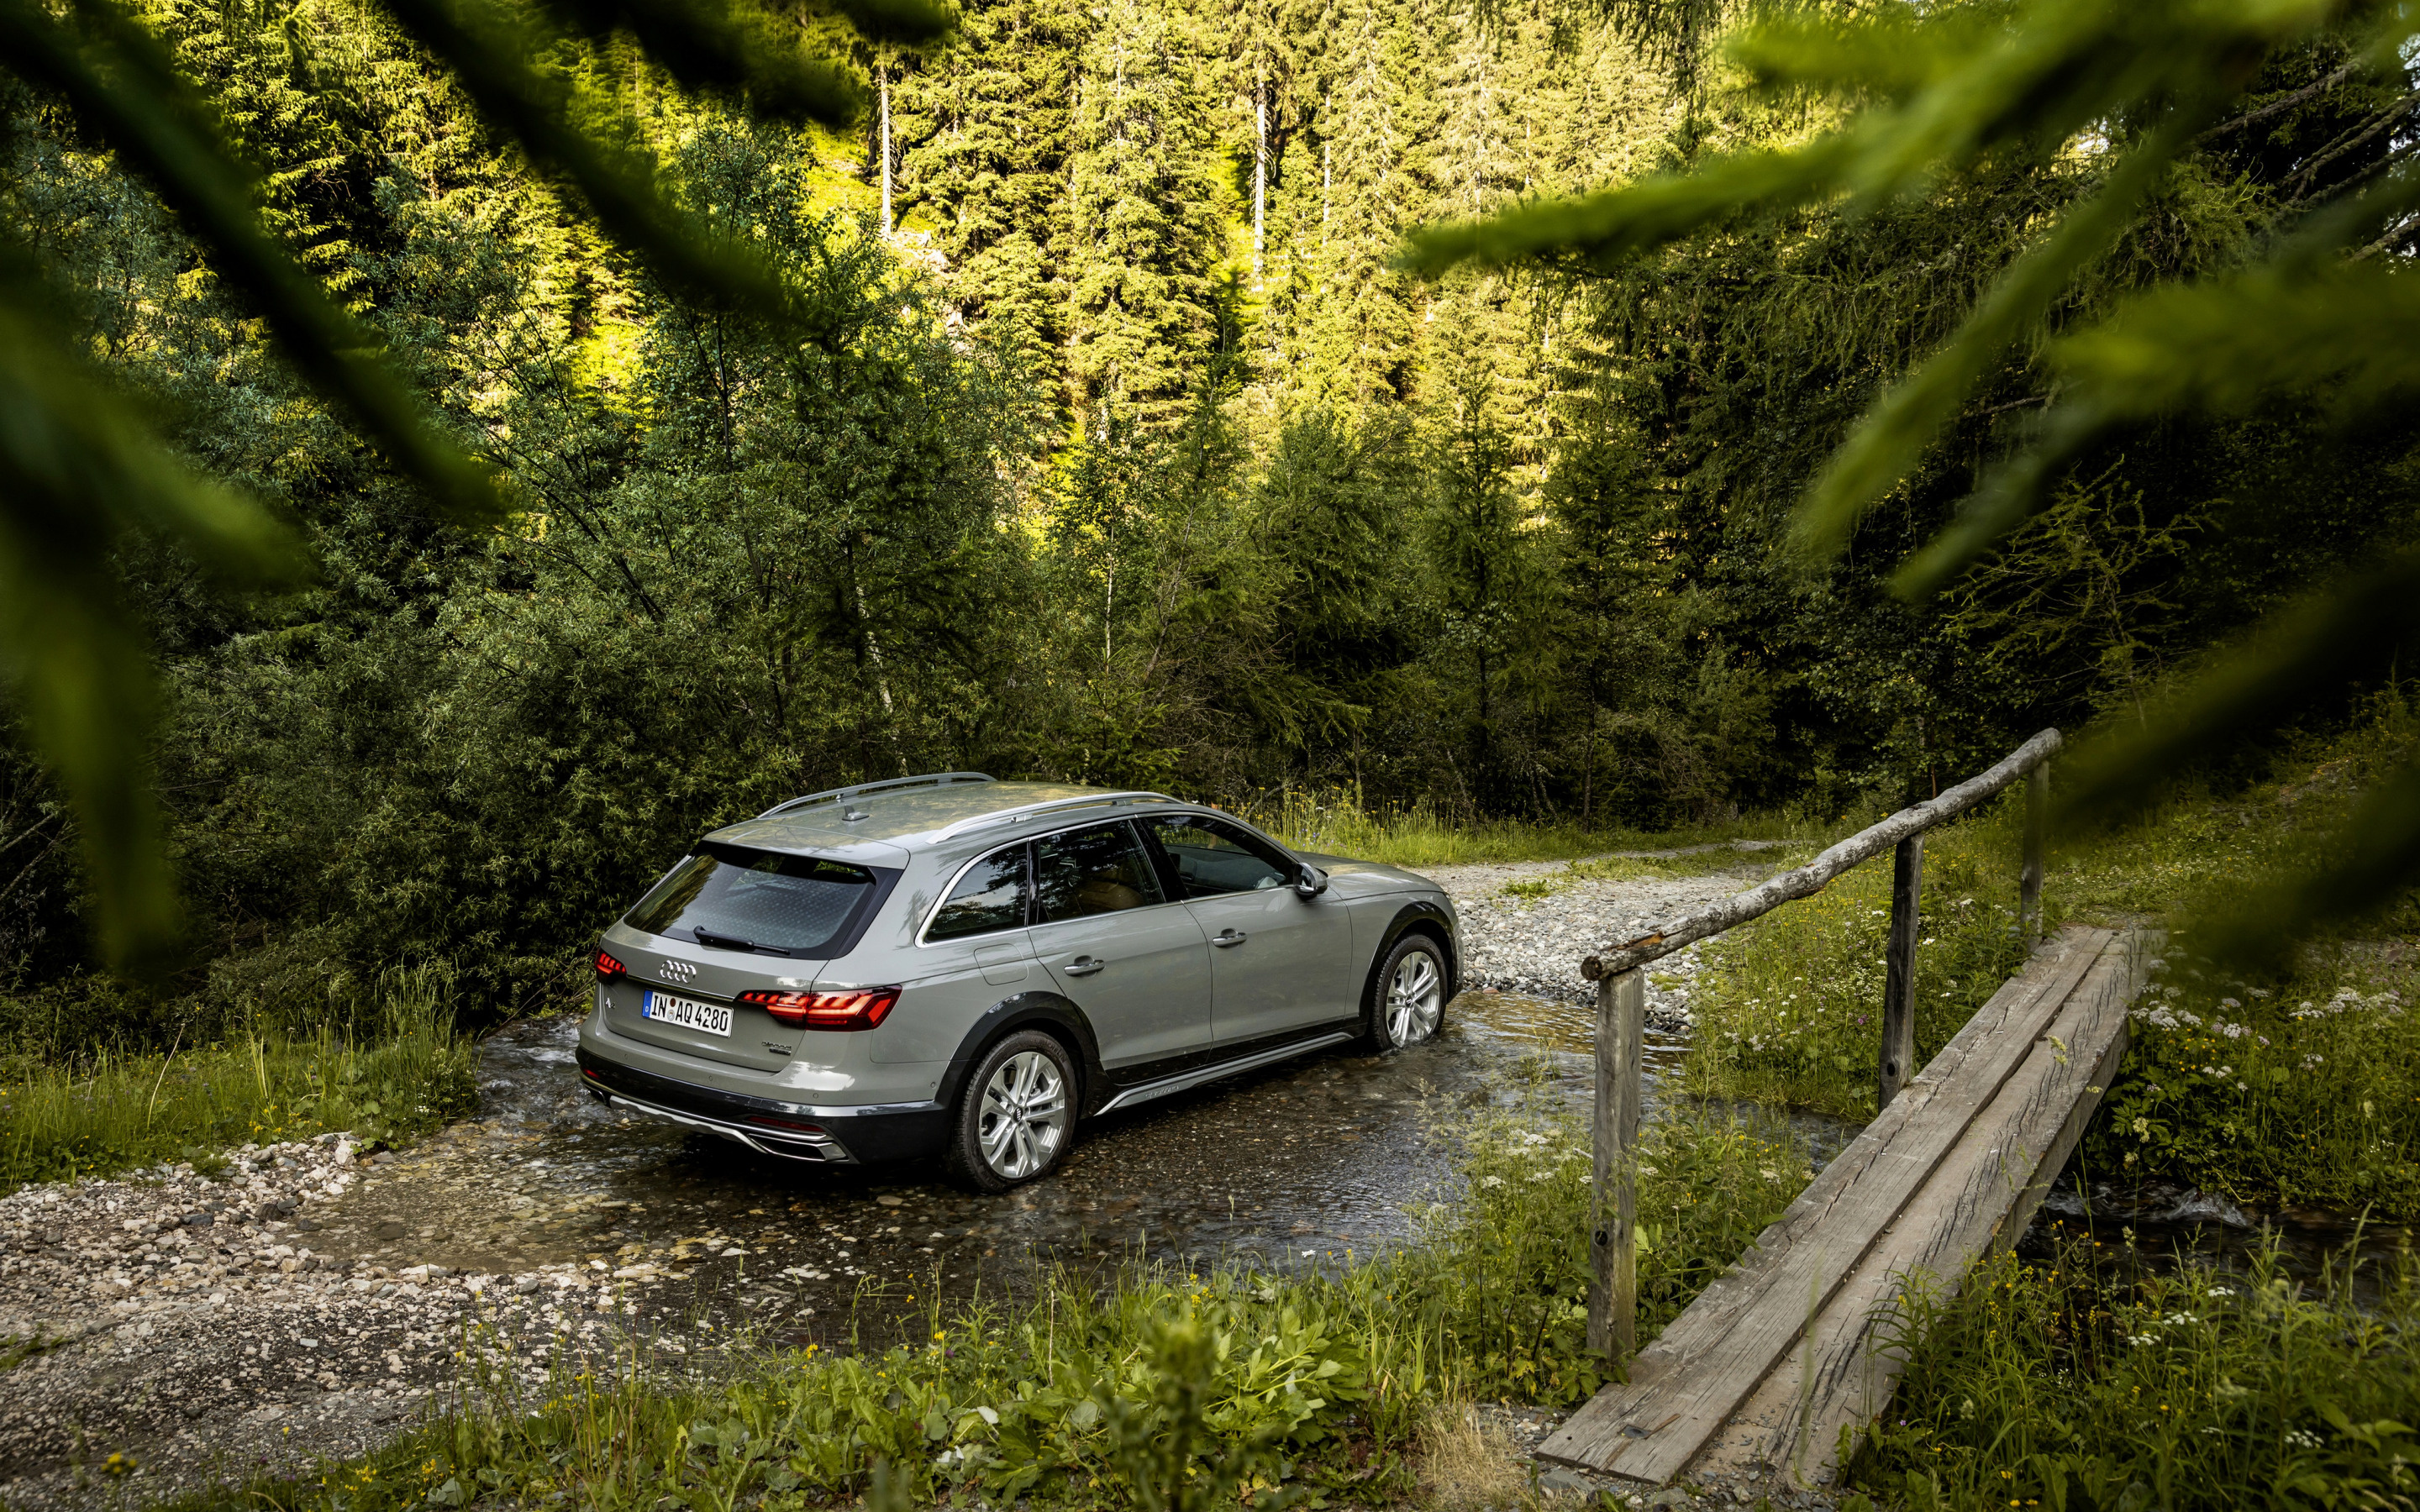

595,949,626,979
737,986,901,1031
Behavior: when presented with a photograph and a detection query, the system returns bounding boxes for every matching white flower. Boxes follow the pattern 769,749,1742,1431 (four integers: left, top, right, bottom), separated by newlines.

1481,1175,1505,1189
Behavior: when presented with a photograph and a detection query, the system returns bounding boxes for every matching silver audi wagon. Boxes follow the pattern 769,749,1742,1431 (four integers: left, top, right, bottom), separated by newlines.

576,773,1459,1189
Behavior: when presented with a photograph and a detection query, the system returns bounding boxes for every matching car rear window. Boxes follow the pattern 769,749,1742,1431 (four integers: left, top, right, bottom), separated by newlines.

623,843,881,957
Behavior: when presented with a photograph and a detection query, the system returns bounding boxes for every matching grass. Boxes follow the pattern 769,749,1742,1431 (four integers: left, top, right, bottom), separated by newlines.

155,1076,1807,1512
0,964,477,1193
1848,1231,2420,1512
1678,719,2420,1217
1489,846,1809,902
2086,928,2420,1215
1239,788,1808,870
1681,806,2037,1122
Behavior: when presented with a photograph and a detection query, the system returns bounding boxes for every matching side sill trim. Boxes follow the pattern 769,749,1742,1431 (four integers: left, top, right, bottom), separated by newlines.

1094,1032,1355,1116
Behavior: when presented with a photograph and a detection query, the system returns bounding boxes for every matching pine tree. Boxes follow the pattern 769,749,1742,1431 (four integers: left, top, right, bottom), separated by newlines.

1285,0,1423,412
898,0,1083,382
1064,0,1228,434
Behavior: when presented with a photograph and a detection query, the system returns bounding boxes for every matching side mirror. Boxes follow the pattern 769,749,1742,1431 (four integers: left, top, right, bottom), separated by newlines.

1293,863,1328,899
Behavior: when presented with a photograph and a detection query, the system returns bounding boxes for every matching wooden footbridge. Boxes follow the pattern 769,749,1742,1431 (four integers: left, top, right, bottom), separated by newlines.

1549,729,2149,1495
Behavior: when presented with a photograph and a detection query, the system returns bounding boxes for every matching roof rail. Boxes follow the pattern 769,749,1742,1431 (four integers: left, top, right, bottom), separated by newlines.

756,771,995,820
929,790,1176,842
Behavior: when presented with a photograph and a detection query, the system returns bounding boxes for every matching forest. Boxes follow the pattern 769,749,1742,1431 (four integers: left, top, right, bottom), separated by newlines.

5,1,2420,1509
3,0,2412,1035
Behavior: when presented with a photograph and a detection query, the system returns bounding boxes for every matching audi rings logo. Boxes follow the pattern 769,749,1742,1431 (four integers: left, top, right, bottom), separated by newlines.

660,959,698,984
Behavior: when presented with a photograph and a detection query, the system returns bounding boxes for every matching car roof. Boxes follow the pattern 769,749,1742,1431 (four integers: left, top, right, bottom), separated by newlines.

705,777,1200,858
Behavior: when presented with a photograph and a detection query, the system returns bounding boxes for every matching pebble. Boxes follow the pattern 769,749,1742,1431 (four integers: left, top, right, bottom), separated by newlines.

0,1133,677,1509
1431,848,1776,1032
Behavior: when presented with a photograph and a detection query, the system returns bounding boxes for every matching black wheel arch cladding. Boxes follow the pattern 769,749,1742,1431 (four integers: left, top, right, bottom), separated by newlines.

938,991,1103,1116
1371,900,1458,1005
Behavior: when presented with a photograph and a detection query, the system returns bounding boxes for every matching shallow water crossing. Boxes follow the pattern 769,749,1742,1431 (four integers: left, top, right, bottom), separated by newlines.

318,990,1704,1326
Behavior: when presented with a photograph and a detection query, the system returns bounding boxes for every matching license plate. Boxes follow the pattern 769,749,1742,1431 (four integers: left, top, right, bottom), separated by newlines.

642,990,732,1038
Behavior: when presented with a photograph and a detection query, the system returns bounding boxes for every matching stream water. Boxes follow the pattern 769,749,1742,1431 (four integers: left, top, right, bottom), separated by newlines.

309,989,2401,1351
309,990,1857,1347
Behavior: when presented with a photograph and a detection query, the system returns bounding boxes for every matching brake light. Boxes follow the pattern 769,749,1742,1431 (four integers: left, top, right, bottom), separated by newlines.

595,950,626,979
737,986,901,1031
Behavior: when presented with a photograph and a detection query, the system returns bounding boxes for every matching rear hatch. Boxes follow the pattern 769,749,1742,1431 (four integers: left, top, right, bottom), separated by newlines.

601,841,902,1073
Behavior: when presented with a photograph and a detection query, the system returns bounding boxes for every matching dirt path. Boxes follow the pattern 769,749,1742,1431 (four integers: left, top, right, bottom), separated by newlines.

0,853,1787,1509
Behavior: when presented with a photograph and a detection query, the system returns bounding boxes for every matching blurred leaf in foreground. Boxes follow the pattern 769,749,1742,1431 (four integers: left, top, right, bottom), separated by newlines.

0,0,939,966
1402,0,2420,952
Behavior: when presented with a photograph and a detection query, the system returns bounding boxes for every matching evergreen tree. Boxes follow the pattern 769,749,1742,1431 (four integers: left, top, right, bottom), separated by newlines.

1064,0,1228,433
1285,0,1424,412
899,0,1081,381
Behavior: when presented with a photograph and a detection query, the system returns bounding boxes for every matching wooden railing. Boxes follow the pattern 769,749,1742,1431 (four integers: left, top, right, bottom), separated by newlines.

1583,726,2062,1357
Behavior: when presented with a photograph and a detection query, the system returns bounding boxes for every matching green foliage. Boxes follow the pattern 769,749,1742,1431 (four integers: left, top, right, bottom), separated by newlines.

0,0,941,969
2095,951,2420,1214
1405,0,2420,952
1397,1074,1809,1403
7,0,2418,1029
0,963,475,1191
1685,806,2037,1120
153,1091,1803,1511
1239,786,1802,869
1854,1237,2420,1512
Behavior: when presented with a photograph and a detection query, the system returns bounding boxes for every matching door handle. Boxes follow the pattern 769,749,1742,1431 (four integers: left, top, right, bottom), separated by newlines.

1063,956,1105,977
1211,930,1248,948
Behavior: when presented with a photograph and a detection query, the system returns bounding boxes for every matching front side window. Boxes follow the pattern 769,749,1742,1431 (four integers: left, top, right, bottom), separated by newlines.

1034,821,1166,922
1142,814,1292,898
926,845,1030,941
623,843,879,956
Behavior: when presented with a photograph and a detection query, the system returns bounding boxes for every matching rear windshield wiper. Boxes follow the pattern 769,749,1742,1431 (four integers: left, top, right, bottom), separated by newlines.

692,927,788,956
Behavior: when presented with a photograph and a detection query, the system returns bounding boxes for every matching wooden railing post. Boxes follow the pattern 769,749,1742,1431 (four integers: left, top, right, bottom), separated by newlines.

1588,967,1644,1359
1879,834,1923,1107
2021,759,2048,945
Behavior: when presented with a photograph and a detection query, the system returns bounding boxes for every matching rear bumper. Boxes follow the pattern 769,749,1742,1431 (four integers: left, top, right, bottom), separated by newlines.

576,1048,949,1164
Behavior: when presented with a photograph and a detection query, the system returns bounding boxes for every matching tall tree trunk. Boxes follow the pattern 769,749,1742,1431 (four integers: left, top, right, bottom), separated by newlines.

879,62,894,237
1253,74,1266,281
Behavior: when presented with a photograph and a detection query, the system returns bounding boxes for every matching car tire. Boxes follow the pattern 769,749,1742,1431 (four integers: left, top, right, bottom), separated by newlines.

943,1029,1078,1192
1365,932,1449,1050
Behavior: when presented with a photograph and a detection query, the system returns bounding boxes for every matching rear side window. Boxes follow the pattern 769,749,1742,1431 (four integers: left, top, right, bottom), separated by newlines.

1034,821,1165,921
624,843,881,957
926,845,1030,941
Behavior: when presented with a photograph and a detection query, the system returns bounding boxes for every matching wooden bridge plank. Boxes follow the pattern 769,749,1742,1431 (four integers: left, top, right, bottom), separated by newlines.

1539,927,2121,1482
1686,929,2144,1489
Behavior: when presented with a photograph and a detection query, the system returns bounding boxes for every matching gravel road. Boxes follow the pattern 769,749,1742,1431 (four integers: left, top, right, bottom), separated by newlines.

0,847,1786,1508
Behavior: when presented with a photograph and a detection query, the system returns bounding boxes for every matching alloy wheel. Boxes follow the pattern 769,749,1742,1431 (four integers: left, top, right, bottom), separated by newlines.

977,1049,1068,1179
1386,949,1444,1045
